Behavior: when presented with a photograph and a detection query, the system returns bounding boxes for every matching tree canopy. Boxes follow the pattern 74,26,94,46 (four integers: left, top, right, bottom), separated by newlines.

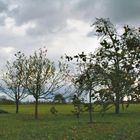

66,18,140,114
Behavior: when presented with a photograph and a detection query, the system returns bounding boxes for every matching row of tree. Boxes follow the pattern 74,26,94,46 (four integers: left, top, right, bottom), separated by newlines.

0,18,140,121
0,48,69,119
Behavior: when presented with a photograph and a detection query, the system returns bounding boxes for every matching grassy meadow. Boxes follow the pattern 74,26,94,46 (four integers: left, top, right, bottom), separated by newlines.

0,103,139,140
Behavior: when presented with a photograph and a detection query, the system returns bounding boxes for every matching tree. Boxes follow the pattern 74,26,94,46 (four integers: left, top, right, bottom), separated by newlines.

25,48,68,119
92,18,140,114
66,53,98,123
0,52,28,113
53,94,65,103
50,106,58,115
72,94,83,121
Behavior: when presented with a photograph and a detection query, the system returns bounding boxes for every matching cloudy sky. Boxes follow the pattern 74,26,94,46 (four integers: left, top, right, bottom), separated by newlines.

0,0,140,68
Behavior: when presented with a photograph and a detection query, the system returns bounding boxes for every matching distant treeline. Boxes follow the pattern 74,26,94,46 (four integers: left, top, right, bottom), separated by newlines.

0,98,139,105
0,98,14,104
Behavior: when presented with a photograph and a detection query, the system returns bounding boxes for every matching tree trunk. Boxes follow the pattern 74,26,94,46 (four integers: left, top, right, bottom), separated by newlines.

89,89,93,123
35,98,38,119
115,92,120,114
15,99,19,114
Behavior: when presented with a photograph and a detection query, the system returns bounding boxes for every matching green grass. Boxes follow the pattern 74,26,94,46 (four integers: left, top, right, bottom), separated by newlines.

0,104,140,140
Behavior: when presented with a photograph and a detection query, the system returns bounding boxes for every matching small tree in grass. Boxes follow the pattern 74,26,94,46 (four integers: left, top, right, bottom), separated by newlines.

25,48,68,119
66,53,99,123
50,106,58,115
72,94,84,120
0,52,28,113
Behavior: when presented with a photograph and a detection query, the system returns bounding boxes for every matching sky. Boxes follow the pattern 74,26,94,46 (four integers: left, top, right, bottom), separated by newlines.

0,0,140,68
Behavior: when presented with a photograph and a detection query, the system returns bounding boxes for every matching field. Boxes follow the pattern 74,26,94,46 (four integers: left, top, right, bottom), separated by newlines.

0,104,140,140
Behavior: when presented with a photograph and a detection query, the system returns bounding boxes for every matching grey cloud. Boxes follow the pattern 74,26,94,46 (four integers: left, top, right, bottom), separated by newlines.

0,0,140,51
5,0,140,25
70,0,105,21
105,0,140,24
26,27,45,37
0,0,8,12
0,15,6,25
6,0,140,37
0,0,8,25
1,0,140,70
86,31,95,38
8,0,71,36
8,0,98,36
70,0,140,25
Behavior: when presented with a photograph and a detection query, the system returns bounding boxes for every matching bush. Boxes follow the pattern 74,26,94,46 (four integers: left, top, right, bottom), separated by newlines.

50,106,58,115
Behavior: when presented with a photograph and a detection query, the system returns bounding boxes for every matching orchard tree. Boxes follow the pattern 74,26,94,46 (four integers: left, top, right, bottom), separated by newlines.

25,48,68,119
92,18,140,114
121,24,140,104
72,94,84,121
0,52,28,113
66,53,99,123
